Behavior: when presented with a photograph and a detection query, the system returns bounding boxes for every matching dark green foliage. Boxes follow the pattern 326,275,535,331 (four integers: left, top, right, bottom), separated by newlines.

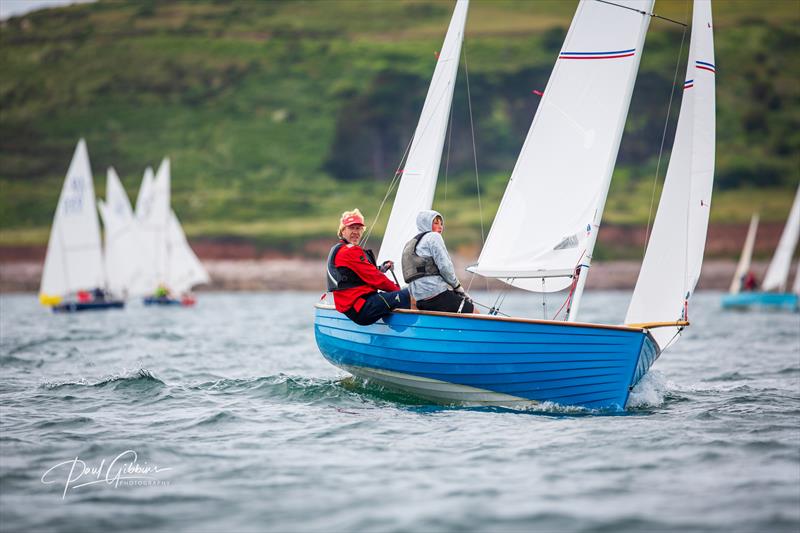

0,0,798,246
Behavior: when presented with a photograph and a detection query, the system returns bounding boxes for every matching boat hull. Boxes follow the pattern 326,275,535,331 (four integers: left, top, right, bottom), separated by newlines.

143,296,185,306
721,292,799,311
314,305,659,410
52,300,125,313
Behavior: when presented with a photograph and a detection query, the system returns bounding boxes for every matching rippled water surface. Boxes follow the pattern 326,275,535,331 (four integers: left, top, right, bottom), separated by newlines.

1,291,799,532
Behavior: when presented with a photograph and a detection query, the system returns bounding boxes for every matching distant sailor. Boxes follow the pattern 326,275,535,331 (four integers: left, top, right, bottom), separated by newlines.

327,209,410,325
402,210,475,314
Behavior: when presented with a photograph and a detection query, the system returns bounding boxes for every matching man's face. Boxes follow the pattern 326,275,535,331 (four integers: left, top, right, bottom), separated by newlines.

342,224,365,244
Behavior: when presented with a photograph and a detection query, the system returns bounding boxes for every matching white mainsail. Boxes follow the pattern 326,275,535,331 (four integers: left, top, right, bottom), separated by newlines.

138,158,172,292
471,0,653,300
98,167,153,297
792,259,800,295
40,139,106,301
377,0,468,269
626,0,716,349
761,184,800,292
135,166,155,218
728,213,759,294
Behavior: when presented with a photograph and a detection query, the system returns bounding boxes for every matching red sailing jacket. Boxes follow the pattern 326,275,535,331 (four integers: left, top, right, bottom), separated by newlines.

332,244,399,313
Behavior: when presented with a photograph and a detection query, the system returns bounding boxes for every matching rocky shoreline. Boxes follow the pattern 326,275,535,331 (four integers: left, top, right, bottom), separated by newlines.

0,257,783,293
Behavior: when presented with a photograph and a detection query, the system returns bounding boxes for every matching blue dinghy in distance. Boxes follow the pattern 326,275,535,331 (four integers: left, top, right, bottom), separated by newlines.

721,292,799,312
315,305,659,410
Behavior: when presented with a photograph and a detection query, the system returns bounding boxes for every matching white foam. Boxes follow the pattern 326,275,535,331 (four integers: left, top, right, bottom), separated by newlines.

627,370,675,408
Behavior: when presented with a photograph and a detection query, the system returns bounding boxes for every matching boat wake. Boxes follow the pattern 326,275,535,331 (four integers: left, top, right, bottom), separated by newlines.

627,370,674,408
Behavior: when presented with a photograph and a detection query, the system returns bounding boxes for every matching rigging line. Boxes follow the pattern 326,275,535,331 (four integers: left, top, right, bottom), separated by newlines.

361,136,415,248
594,0,688,27
463,45,484,246
443,85,455,204
641,8,689,259
462,43,490,293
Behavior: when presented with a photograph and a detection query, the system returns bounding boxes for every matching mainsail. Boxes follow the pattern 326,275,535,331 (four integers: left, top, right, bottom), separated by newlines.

761,184,800,292
40,139,105,300
377,0,468,269
98,167,152,297
626,0,716,349
135,166,155,218
138,158,172,291
728,213,759,294
471,0,653,301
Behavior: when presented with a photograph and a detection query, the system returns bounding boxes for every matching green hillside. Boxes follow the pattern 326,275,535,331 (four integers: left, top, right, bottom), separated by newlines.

1,0,798,251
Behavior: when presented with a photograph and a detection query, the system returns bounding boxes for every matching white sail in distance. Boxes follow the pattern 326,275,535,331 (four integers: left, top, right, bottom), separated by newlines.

40,139,105,300
761,184,800,292
138,158,171,291
728,213,759,294
166,210,209,294
135,166,155,218
472,0,653,294
377,0,468,272
98,167,153,297
626,0,716,349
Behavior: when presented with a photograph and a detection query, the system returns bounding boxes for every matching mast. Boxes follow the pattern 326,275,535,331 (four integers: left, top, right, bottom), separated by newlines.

376,0,468,273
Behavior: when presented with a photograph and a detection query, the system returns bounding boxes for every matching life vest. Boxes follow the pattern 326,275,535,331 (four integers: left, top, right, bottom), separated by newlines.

326,240,377,291
402,232,440,283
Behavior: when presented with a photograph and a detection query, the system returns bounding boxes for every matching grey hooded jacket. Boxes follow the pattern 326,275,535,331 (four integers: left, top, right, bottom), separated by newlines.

408,210,461,301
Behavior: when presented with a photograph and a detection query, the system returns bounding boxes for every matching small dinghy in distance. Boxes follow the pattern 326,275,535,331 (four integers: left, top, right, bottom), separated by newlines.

721,186,800,311
39,139,125,313
314,0,717,409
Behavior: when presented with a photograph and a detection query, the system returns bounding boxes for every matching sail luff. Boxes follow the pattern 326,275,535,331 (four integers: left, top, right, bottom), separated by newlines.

728,213,759,294
376,0,468,272
626,0,716,350
761,184,800,292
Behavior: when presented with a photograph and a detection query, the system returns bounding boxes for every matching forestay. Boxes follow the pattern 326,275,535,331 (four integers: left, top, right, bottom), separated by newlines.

761,184,800,292
40,140,105,299
471,0,653,293
626,0,716,349
377,0,468,270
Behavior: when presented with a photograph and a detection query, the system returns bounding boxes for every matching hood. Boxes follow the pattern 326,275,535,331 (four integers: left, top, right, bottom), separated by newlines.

416,210,443,233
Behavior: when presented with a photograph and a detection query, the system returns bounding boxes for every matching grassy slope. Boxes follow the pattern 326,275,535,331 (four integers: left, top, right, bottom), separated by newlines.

0,0,798,251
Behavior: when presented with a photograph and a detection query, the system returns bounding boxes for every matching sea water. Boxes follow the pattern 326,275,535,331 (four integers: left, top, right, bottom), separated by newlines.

1,291,798,532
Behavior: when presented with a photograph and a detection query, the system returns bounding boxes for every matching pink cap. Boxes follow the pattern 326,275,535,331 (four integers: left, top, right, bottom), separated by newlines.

341,213,364,227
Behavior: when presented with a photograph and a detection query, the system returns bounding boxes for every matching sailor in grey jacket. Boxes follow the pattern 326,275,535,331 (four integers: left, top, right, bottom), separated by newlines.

407,210,465,302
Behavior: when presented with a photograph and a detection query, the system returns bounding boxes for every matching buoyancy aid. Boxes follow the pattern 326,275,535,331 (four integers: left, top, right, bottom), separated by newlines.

401,232,440,283
326,240,378,291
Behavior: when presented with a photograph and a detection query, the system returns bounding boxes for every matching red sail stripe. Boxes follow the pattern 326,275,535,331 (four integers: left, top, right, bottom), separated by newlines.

696,65,715,73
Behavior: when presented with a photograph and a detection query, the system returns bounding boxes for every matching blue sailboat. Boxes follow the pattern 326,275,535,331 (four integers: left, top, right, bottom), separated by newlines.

721,187,800,312
315,0,717,409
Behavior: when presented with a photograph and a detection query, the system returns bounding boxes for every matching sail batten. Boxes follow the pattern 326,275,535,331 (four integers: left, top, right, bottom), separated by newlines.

472,0,654,298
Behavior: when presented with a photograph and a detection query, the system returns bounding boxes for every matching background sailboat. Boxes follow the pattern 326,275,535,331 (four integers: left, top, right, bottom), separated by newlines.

315,0,715,409
721,185,800,310
39,139,124,312
97,167,153,299
137,158,209,305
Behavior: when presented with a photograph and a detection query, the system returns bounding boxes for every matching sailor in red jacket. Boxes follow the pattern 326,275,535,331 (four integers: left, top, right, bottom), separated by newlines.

326,209,410,325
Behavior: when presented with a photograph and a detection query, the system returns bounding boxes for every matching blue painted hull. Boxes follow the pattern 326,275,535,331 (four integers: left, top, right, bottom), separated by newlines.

52,300,125,313
314,305,659,410
721,292,799,311
143,296,183,306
